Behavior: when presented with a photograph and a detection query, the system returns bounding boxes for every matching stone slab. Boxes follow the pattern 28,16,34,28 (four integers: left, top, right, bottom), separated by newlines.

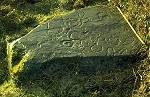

7,5,148,96
10,5,146,82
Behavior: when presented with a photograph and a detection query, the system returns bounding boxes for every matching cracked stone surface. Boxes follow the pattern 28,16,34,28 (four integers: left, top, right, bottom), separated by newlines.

10,5,146,96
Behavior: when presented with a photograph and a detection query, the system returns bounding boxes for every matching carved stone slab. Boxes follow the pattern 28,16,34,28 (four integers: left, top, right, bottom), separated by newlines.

9,5,146,96
11,5,146,75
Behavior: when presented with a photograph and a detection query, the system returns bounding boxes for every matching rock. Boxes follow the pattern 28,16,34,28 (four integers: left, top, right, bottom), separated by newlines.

7,5,146,94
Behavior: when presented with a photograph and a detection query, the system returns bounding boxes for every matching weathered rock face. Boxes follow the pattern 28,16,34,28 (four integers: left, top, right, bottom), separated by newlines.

8,5,146,96
11,5,146,74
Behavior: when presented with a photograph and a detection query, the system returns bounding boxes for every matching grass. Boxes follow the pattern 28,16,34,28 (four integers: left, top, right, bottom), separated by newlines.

0,0,150,97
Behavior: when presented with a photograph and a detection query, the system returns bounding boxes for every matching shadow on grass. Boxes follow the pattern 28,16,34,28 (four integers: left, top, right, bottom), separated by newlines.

0,40,9,85
16,54,145,97
16,0,60,15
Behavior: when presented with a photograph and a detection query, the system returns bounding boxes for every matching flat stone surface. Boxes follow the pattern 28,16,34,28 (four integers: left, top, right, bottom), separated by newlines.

13,6,144,57
12,5,146,75
10,5,146,96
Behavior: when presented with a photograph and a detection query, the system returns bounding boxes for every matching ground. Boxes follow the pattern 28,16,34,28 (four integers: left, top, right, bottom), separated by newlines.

0,0,150,97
